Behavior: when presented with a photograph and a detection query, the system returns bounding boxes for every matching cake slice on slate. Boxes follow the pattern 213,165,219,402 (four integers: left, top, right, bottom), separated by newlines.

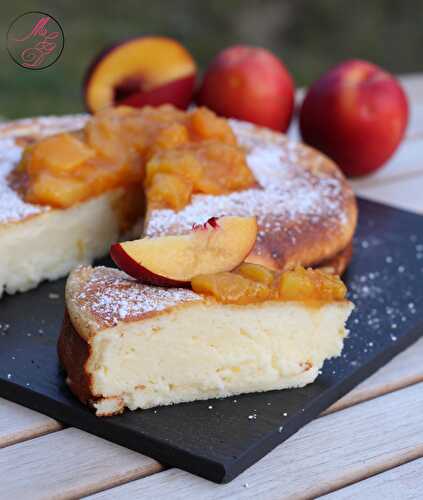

59,263,353,416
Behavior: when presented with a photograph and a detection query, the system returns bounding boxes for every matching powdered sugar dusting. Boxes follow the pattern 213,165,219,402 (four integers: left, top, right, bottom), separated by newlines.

0,138,46,224
0,114,88,140
0,114,88,225
73,266,202,328
146,120,351,262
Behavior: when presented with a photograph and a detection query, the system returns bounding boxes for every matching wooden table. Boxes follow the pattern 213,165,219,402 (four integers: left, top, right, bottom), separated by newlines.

1,75,423,500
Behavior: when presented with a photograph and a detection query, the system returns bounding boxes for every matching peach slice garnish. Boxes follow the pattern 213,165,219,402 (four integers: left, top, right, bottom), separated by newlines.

84,36,196,113
110,216,258,286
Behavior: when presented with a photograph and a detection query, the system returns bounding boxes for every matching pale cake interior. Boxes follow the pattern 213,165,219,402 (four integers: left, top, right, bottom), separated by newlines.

88,301,352,415
0,189,127,297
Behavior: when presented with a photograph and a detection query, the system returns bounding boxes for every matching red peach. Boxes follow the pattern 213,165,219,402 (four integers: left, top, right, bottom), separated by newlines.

197,45,295,132
299,60,409,177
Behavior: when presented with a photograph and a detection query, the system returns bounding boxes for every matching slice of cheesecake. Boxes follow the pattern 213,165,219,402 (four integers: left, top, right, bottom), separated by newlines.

59,265,353,416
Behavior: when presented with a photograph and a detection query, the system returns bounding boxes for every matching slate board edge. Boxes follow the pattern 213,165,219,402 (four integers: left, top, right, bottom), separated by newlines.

223,321,423,482
1,321,422,484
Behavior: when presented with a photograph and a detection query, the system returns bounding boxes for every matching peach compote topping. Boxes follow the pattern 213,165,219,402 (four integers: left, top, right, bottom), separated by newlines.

191,264,347,305
145,141,255,210
18,105,255,209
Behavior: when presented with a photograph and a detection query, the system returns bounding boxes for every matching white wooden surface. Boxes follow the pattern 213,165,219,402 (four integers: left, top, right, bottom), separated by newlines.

88,383,423,500
0,74,422,499
321,458,423,499
0,397,61,448
0,428,162,499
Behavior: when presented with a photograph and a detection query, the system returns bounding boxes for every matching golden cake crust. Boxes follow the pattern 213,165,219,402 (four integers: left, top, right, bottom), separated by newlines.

58,310,127,415
58,310,93,405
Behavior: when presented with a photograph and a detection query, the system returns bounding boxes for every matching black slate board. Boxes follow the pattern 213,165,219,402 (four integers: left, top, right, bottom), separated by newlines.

1,197,423,483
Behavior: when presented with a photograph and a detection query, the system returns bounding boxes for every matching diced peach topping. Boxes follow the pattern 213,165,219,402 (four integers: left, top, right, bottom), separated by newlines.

23,135,142,208
146,172,192,211
145,141,254,208
191,264,347,304
188,107,236,144
191,272,271,305
279,267,347,301
151,123,190,152
27,133,95,176
18,105,255,209
235,262,275,286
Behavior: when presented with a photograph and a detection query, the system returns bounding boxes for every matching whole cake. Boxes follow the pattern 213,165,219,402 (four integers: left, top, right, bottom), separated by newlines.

0,105,356,297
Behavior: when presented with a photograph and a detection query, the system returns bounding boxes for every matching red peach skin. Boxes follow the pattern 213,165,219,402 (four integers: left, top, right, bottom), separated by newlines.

300,59,409,177
197,45,295,132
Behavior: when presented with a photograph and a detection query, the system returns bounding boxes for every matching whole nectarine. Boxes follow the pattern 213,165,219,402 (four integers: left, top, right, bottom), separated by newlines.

299,60,409,177
84,37,196,112
197,45,295,132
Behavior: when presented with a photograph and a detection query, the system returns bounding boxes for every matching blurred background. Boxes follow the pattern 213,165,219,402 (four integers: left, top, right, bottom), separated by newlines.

1,0,422,119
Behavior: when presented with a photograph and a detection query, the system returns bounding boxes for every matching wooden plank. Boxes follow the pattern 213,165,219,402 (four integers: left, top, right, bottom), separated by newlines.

0,428,162,500
349,137,423,190
353,173,423,214
406,104,423,138
87,382,423,500
400,74,423,138
325,337,423,414
320,457,423,499
400,74,423,110
0,397,62,448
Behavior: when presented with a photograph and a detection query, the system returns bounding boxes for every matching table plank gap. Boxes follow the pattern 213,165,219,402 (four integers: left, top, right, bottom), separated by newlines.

0,427,162,500
353,177,423,214
319,456,423,499
86,382,423,500
351,165,423,191
0,397,63,449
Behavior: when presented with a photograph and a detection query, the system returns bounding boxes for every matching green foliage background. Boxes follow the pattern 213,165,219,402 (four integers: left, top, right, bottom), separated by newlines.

1,0,422,118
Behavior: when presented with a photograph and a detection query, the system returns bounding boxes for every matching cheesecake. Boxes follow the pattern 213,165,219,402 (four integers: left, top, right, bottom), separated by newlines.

0,105,357,298
59,265,353,416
